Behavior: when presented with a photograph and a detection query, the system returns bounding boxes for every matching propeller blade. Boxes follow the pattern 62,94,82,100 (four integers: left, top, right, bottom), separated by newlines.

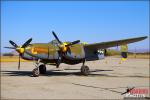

18,54,21,70
4,47,16,49
9,40,18,47
66,40,80,47
22,38,32,48
52,31,62,44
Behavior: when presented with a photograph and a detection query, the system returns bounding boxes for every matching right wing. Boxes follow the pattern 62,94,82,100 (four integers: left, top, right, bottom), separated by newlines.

83,36,148,61
84,36,147,51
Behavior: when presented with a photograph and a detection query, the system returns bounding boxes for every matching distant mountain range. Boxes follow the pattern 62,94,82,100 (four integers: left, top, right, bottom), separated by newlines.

1,50,19,56
10,50,19,56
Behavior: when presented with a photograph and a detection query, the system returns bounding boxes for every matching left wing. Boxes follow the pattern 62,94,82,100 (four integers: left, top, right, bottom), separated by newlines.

84,36,147,51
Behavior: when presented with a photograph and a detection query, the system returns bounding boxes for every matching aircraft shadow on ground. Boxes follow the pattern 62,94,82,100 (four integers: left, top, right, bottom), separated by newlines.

1,69,148,78
1,69,113,77
1,70,32,76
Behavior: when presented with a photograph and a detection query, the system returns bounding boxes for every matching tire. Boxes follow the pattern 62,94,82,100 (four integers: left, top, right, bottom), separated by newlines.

32,68,39,77
81,65,90,76
39,65,46,74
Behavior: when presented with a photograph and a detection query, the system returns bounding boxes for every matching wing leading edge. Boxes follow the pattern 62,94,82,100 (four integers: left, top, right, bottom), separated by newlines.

84,36,148,51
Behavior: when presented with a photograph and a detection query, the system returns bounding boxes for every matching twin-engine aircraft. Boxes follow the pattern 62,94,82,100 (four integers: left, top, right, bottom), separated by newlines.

5,31,147,77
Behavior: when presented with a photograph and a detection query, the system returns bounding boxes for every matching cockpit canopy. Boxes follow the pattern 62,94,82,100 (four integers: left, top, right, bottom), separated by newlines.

49,40,60,45
49,40,71,46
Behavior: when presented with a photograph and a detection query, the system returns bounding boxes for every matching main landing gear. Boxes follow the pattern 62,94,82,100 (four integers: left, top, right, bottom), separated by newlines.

80,59,90,76
32,60,46,77
81,65,90,76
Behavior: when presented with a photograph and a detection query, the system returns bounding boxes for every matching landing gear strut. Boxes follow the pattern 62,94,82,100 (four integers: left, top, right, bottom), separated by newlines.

80,59,90,76
56,57,61,68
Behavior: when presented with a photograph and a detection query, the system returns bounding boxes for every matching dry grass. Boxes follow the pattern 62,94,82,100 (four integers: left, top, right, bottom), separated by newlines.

113,54,149,59
1,56,30,62
128,54,149,59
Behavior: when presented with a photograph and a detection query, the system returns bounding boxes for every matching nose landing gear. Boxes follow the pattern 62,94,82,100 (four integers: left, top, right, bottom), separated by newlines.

39,64,46,74
32,61,46,77
32,67,39,77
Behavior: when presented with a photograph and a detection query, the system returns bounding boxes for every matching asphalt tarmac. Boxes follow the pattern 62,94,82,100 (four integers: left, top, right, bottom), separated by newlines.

1,57,149,99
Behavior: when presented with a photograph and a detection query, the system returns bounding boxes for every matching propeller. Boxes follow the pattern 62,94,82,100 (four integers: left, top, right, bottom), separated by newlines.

52,31,80,52
22,38,32,48
65,40,80,47
4,38,32,70
52,31,62,44
4,47,16,49
9,40,18,47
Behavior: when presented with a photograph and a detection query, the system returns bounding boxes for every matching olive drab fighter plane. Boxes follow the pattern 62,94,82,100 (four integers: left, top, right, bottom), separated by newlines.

4,31,147,77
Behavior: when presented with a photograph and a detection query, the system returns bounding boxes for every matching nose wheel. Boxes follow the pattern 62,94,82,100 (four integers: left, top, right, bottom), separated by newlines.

80,65,90,76
39,64,46,74
32,64,46,77
32,68,39,77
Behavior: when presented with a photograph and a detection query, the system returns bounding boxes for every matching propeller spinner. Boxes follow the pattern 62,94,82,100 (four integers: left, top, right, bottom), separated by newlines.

52,31,80,52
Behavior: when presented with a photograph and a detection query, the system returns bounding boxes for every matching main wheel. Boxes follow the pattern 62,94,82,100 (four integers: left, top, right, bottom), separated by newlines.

81,65,90,76
32,68,39,77
39,64,46,74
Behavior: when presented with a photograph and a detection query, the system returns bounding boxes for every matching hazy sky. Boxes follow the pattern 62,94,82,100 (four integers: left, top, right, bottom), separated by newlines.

1,1,149,53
